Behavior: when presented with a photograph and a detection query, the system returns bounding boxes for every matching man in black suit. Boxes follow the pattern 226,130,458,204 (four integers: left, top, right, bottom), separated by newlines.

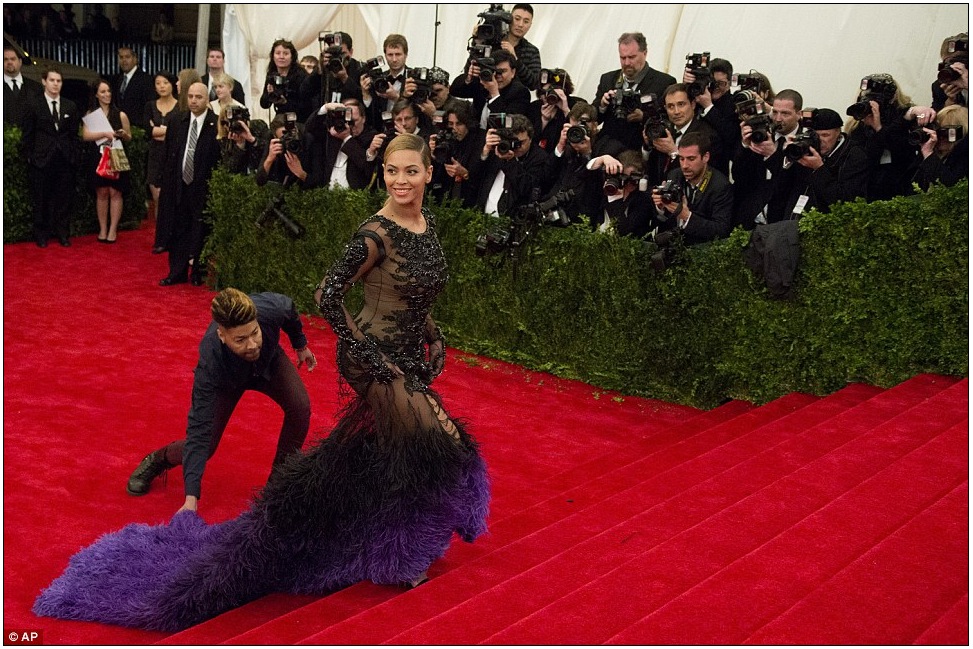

470,113,550,217
201,48,246,105
651,131,733,245
586,149,655,238
20,67,80,247
112,47,155,129
449,49,531,130
360,33,410,130
643,83,723,185
4,46,43,126
157,82,221,286
301,32,362,109
304,98,379,189
594,32,676,151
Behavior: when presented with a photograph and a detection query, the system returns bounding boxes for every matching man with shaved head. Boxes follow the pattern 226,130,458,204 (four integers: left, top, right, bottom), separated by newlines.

157,81,221,286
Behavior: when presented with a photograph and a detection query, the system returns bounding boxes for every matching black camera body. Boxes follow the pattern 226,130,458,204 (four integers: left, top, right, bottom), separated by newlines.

408,67,434,104
734,90,773,143
278,112,302,154
654,178,684,204
846,75,898,121
612,83,645,119
319,32,346,73
784,131,821,161
539,68,567,105
640,94,670,140
907,124,966,147
685,52,712,99
222,105,251,134
488,112,520,154
732,72,766,95
477,57,497,82
566,118,591,145
649,228,683,272
469,3,512,56
432,111,458,164
475,188,576,257
362,56,392,95
325,106,352,133
267,74,288,105
937,60,964,84
256,187,306,239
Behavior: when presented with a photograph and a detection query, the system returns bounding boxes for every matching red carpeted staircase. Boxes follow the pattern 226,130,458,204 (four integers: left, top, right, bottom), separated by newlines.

157,375,967,646
3,228,967,645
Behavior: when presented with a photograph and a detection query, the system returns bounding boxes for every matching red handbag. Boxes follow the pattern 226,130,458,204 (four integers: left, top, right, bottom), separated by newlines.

96,146,120,180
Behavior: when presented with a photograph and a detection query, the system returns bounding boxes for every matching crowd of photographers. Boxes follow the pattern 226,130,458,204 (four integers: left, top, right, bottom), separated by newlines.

13,4,960,265
217,4,967,262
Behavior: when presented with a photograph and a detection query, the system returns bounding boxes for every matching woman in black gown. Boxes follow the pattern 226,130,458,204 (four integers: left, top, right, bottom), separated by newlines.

144,71,178,235
32,133,490,631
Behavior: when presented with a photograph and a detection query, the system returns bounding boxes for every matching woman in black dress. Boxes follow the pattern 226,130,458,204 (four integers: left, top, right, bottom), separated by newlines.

81,78,131,243
144,71,178,231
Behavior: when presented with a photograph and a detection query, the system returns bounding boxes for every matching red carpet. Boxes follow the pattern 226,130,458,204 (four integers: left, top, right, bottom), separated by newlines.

3,224,967,645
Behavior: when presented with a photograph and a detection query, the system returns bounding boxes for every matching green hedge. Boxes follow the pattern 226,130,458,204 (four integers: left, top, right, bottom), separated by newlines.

3,123,149,243
214,171,969,408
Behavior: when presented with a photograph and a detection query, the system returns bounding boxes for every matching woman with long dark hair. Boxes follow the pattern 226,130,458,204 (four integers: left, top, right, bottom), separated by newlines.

81,78,131,243
259,38,310,121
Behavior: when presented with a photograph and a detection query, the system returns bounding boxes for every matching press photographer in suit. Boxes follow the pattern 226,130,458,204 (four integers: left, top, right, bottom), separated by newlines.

157,82,221,286
594,32,676,151
450,49,531,130
304,98,380,190
21,67,81,247
651,131,733,245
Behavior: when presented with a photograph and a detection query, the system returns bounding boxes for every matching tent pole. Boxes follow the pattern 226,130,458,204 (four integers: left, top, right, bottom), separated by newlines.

433,5,440,67
195,4,211,71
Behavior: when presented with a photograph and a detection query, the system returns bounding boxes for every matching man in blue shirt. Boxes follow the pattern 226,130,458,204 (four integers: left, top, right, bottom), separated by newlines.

127,289,317,513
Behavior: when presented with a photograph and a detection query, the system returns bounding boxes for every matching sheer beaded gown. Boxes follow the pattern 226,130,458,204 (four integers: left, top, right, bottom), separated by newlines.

33,210,490,631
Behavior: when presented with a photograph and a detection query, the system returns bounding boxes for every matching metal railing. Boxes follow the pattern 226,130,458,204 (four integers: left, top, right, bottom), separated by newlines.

18,37,196,79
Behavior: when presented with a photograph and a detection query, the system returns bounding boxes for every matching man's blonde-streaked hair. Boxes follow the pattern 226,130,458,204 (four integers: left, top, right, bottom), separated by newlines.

211,288,257,329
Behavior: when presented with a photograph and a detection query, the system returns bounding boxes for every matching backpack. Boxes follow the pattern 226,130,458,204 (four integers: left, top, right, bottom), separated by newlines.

744,219,800,300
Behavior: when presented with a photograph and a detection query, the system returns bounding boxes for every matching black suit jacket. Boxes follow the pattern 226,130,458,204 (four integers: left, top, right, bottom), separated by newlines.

3,77,43,126
450,73,532,124
594,65,676,151
659,166,734,245
304,111,377,190
20,93,81,168
644,117,721,186
792,135,869,214
112,69,156,129
201,73,246,105
157,109,221,236
472,143,550,215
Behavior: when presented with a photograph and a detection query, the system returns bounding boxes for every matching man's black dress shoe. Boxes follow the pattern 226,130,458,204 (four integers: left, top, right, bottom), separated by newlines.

36,239,48,248
58,237,71,247
159,275,188,286
151,246,166,254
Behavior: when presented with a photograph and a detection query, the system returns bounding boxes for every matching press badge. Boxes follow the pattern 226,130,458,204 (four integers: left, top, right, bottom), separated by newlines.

879,149,892,165
792,194,809,215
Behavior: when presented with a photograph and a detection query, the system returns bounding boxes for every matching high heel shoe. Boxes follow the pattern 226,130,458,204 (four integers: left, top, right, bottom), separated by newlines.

97,236,109,243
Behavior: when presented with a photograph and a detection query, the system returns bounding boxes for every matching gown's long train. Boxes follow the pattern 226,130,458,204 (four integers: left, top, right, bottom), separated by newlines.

33,396,490,632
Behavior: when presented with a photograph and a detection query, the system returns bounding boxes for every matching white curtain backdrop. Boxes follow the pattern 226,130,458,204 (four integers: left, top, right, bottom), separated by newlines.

225,3,968,122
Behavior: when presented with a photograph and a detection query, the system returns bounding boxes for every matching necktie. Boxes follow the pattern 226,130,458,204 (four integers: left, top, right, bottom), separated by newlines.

51,100,58,129
183,118,198,184
119,75,129,98
11,79,19,95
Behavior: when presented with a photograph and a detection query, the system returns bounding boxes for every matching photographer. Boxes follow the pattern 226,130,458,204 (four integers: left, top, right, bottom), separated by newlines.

844,73,934,201
302,31,363,107
912,104,969,190
527,68,584,153
788,108,868,213
429,101,484,207
684,56,739,173
651,132,733,245
219,106,269,175
255,112,312,187
259,39,311,122
594,32,676,151
361,34,410,126
643,83,723,186
548,101,625,223
406,66,451,122
586,150,654,238
932,33,968,111
471,113,550,217
450,49,531,130
304,98,379,190
501,4,542,91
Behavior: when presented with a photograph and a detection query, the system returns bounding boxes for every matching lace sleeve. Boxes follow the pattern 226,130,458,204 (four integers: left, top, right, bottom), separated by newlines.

316,227,397,383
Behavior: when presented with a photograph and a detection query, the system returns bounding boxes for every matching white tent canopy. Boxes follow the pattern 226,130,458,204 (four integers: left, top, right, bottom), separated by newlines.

222,3,969,123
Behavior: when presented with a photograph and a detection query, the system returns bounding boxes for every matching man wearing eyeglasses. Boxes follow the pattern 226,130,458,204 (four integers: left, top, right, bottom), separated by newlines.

450,49,531,130
685,57,739,173
472,113,550,217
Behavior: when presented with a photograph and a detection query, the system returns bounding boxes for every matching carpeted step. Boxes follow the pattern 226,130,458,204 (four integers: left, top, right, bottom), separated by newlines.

207,394,809,645
912,592,970,646
607,417,969,644
291,392,855,644
479,376,966,644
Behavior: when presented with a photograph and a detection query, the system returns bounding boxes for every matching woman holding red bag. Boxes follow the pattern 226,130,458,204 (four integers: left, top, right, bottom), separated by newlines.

81,78,131,243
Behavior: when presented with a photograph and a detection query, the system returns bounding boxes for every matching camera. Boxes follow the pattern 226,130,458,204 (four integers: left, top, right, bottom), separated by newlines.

734,90,774,143
648,228,683,272
937,59,966,84
612,83,646,119
685,52,712,99
469,3,511,56
539,68,567,105
362,55,392,94
381,110,396,136
782,109,821,161
477,57,497,82
256,185,306,239
653,179,683,204
431,111,458,164
945,35,969,55
846,75,898,121
907,124,966,147
603,173,645,197
566,118,591,145
278,112,302,154
318,31,346,73
325,106,352,133
408,67,433,104
222,105,250,134
475,188,576,257
267,74,288,105
731,71,766,95
641,93,670,140
487,112,520,153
